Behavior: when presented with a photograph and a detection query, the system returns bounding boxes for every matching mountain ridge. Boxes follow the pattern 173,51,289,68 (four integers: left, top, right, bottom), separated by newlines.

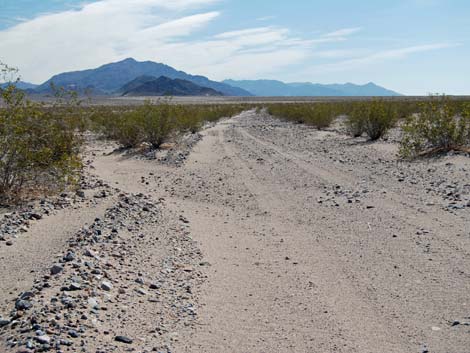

120,75,223,97
34,58,251,96
223,79,402,97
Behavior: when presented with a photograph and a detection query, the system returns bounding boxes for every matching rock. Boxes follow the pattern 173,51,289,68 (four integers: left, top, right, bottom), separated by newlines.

115,335,133,344
64,251,76,262
50,265,63,275
451,320,460,327
20,291,35,300
0,318,10,327
101,281,113,291
6,240,13,246
68,329,79,338
15,299,32,311
88,297,99,309
76,190,86,198
35,335,51,344
135,288,148,295
68,282,81,291
84,249,97,258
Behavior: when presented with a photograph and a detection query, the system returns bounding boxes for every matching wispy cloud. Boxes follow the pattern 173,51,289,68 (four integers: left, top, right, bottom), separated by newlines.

0,0,458,86
0,0,320,82
256,15,276,21
306,43,460,74
324,27,362,37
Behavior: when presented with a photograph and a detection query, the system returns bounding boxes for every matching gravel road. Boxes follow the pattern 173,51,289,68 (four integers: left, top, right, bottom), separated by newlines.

1,110,469,353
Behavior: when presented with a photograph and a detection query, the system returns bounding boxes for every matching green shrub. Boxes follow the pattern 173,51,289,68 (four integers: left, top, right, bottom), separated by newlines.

0,63,81,200
346,100,397,140
267,103,336,129
400,95,470,158
346,102,367,137
90,102,246,149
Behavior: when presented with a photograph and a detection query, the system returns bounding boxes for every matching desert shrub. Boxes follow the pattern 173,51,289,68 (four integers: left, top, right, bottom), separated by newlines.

90,102,247,149
400,95,470,158
346,99,397,140
267,103,336,129
140,103,177,148
0,63,81,200
346,102,367,137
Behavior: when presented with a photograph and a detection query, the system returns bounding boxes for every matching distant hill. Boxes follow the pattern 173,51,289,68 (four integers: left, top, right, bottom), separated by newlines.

34,58,251,96
223,79,402,96
0,81,38,90
120,76,223,97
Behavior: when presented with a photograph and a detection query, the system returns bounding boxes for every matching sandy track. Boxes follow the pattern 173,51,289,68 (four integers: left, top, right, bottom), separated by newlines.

1,110,469,352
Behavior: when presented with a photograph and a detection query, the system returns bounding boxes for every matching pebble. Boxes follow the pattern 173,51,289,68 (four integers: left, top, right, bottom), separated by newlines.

64,251,76,262
35,335,51,344
50,264,64,275
115,335,133,344
68,329,80,338
15,299,32,311
101,281,113,291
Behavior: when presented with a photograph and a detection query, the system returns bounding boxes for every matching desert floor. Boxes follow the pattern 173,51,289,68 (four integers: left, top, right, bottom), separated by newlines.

1,110,469,353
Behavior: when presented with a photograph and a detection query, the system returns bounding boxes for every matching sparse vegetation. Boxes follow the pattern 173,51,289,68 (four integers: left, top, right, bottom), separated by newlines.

400,95,470,158
0,63,82,201
90,101,246,149
267,103,336,129
345,99,398,140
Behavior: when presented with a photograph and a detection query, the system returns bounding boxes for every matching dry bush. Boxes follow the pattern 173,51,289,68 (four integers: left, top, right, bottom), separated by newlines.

90,102,246,149
346,100,397,140
400,96,470,158
0,63,81,201
267,103,336,129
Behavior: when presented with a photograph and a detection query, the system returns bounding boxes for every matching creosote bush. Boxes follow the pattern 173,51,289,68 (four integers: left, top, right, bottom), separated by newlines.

400,95,470,158
0,63,82,201
346,99,398,140
90,101,246,149
267,103,336,129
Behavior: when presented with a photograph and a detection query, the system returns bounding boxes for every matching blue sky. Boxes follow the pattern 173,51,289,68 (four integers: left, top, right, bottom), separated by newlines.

0,0,469,94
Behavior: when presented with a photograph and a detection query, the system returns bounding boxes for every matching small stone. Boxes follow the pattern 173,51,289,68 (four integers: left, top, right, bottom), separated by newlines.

35,335,51,344
68,329,79,338
101,281,113,291
76,190,86,198
50,265,63,275
115,335,133,344
6,240,13,246
15,299,32,311
451,320,460,327
20,291,34,300
88,297,99,309
64,251,76,262
69,282,81,291
135,288,148,295
0,318,10,327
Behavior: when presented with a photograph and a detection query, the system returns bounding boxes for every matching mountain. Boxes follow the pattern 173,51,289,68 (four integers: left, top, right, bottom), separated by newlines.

120,76,223,97
223,79,402,96
0,81,38,90
35,58,251,96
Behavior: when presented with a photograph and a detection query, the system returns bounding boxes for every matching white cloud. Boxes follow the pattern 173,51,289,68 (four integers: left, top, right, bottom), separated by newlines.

0,0,321,83
305,43,459,74
0,0,222,82
324,27,362,37
1,0,454,86
256,15,276,22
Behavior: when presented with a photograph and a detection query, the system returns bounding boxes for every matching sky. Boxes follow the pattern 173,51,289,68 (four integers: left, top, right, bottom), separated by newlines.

0,0,469,95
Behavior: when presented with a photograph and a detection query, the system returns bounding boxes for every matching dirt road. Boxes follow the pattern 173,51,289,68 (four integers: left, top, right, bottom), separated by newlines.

1,110,469,352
